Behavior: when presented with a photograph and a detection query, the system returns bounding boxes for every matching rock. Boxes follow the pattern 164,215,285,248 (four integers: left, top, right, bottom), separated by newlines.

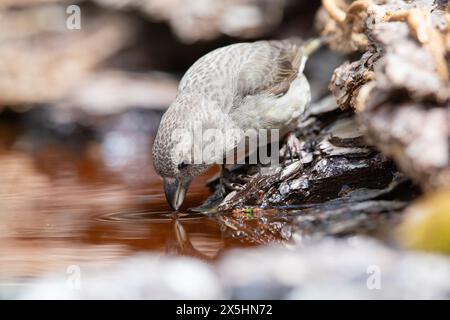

280,161,303,180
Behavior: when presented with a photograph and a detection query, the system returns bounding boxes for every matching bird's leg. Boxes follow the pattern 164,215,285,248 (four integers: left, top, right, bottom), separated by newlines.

219,164,227,195
189,164,227,213
283,132,302,163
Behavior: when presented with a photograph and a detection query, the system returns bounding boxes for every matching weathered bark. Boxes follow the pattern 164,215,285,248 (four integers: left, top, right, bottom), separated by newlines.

319,0,450,191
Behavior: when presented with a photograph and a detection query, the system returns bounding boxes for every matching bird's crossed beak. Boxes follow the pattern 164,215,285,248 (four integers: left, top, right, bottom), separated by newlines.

163,177,189,211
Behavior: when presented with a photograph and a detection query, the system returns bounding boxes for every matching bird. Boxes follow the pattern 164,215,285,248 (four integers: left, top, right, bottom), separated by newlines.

152,38,323,211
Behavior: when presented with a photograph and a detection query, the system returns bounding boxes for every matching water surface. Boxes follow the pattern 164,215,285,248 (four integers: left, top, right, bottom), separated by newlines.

0,110,284,284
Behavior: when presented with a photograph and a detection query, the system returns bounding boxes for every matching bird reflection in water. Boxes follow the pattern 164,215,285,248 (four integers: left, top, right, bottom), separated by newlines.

164,206,293,260
165,216,210,259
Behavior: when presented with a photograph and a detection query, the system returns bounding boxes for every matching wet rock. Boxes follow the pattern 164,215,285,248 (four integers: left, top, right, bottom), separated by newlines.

279,176,309,197
209,96,405,211
280,161,303,180
293,199,406,239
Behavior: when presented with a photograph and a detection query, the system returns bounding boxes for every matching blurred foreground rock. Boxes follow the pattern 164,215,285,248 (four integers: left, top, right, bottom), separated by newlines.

13,237,450,299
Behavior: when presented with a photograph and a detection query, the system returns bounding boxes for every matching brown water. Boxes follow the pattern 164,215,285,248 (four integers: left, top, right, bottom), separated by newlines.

0,110,288,283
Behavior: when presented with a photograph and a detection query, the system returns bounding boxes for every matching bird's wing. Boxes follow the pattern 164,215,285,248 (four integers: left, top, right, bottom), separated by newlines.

237,40,305,99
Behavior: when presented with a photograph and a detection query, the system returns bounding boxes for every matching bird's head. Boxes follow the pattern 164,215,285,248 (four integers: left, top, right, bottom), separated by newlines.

152,105,210,211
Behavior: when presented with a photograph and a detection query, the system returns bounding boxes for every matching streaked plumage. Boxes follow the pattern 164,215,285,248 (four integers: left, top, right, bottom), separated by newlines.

152,39,319,210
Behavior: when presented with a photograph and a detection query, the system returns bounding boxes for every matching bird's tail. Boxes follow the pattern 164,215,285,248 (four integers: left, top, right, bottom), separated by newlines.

283,36,331,73
285,35,332,57
302,37,327,56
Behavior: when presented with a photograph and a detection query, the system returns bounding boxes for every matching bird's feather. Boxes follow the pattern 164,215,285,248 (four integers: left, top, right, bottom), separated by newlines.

237,41,304,99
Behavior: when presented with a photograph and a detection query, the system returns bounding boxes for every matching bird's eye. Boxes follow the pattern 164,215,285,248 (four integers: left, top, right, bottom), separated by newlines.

178,162,188,170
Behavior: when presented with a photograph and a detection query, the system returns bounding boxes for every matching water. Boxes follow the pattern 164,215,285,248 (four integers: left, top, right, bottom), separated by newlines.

0,109,287,283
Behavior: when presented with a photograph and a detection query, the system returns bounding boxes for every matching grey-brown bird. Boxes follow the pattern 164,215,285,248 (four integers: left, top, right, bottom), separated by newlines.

152,38,322,210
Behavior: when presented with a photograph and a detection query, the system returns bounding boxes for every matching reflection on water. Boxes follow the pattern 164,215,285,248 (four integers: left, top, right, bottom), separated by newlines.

0,109,288,283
